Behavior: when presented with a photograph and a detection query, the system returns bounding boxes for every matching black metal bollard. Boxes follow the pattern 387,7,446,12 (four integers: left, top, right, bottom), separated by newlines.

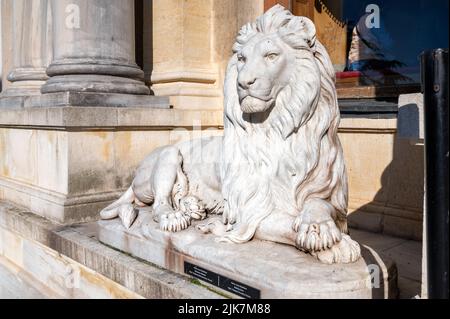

421,48,449,299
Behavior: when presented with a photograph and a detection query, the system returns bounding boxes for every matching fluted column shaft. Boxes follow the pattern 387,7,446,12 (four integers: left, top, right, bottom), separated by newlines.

42,0,149,95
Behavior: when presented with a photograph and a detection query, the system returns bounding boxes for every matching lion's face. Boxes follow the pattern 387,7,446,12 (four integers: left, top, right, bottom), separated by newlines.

236,34,295,113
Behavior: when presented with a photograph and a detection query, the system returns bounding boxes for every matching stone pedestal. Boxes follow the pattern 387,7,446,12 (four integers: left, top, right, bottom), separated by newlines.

0,0,51,98
41,0,150,100
98,212,398,299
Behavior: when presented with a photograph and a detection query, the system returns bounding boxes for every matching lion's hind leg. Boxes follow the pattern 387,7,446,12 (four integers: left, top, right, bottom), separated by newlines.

151,146,192,232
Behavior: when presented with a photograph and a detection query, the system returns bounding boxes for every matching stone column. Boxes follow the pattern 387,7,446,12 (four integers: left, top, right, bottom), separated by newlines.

0,0,12,94
0,0,51,97
0,0,2,93
41,0,150,96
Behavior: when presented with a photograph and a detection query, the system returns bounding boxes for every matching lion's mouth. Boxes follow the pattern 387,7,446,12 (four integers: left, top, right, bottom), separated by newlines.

240,94,275,114
239,90,273,103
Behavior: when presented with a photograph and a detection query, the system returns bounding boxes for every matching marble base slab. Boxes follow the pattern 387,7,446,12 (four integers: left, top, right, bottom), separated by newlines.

98,212,398,299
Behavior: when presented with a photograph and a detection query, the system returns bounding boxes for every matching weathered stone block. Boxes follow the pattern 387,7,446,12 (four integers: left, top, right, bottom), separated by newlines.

0,106,223,224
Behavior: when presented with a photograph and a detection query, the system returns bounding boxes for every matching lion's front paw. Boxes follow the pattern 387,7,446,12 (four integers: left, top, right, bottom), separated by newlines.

293,214,342,252
313,234,361,264
159,211,191,232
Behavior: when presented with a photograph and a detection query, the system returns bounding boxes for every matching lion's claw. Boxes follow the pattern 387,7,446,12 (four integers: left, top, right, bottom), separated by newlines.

294,216,341,252
159,211,191,232
313,234,361,264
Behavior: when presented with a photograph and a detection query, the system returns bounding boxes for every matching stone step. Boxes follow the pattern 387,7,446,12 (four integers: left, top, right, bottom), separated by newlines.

0,200,223,299
0,257,48,299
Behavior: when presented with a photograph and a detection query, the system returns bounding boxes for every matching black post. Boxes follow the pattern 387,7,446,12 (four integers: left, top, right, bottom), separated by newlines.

421,48,449,299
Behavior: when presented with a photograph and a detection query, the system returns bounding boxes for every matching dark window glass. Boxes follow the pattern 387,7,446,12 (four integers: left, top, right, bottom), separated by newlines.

320,0,449,87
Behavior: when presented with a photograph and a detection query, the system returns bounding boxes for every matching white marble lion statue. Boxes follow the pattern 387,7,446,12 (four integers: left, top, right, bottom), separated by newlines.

100,5,361,264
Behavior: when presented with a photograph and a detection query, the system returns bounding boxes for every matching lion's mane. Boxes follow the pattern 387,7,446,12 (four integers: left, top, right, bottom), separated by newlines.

219,5,348,243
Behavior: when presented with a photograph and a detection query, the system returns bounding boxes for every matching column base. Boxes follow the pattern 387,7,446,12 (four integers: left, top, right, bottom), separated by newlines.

0,80,46,100
152,81,222,110
0,91,170,108
0,82,44,108
41,74,151,95
0,68,49,101
31,91,170,108
151,68,223,110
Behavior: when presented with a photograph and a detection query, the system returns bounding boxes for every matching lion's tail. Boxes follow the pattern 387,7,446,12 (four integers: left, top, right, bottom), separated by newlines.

100,186,135,220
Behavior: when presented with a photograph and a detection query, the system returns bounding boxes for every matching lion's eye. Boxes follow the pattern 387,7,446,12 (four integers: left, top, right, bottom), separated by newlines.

266,53,279,61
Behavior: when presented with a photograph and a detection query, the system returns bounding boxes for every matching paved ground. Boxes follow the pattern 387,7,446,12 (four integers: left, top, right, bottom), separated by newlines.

351,229,422,299
0,228,422,299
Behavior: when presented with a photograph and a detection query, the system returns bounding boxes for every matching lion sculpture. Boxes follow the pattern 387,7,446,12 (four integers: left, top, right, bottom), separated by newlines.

100,5,361,264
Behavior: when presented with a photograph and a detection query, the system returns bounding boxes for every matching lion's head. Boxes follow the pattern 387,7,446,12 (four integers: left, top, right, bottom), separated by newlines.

235,31,296,114
233,7,318,117
220,5,348,243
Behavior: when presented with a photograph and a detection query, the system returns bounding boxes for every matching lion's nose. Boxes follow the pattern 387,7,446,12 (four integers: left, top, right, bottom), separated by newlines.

238,76,256,90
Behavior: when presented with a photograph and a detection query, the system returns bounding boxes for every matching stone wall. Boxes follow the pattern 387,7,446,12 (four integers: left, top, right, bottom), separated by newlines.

342,118,424,240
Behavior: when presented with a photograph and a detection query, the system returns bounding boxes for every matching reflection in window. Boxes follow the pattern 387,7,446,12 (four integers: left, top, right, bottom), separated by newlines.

297,0,449,87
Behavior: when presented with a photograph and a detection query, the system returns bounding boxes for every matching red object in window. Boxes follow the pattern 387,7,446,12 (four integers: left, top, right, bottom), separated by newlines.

335,71,362,79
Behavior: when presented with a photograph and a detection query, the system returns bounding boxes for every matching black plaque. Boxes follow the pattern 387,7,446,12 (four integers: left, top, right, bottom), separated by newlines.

184,261,261,299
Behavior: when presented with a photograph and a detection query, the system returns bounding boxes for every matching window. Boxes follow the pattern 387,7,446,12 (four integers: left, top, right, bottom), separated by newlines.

290,0,449,95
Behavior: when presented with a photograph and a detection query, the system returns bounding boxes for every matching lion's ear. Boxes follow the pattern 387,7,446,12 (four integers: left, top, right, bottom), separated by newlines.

298,17,317,49
280,16,317,51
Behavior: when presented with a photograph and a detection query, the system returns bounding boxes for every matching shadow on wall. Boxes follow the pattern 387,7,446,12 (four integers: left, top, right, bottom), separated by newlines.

135,0,154,94
348,102,424,241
